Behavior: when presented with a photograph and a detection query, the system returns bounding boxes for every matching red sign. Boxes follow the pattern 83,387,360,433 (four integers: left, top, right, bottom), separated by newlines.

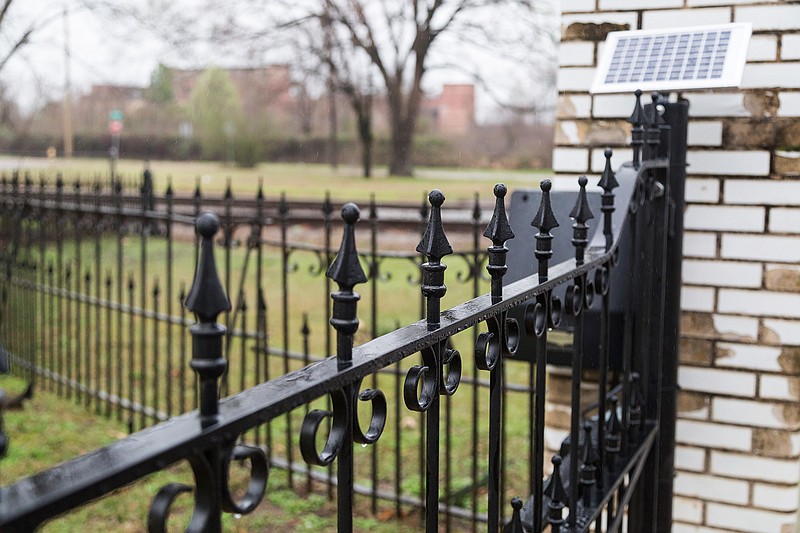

109,120,123,135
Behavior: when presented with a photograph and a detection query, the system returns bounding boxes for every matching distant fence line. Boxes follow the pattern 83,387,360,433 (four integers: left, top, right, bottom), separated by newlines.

0,171,540,529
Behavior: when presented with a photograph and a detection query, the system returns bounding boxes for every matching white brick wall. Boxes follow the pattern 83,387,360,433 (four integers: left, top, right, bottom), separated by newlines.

673,496,704,524
753,483,800,512
687,121,723,147
599,0,684,10
718,289,800,318
557,67,596,91
760,375,800,402
677,420,752,451
763,318,800,346
676,445,707,472
642,7,732,30
746,35,778,62
715,342,782,372
680,366,757,397
735,5,800,31
777,92,800,117
721,234,800,263
682,286,716,312
712,398,794,429
783,34,800,61
711,451,800,484
741,63,800,89
558,42,595,67
683,232,718,258
683,259,761,288
674,472,749,505
552,147,589,172
561,12,639,30
706,503,797,532
554,2,800,528
712,315,759,339
685,178,720,203
687,150,771,176
684,205,765,232
562,0,595,13
769,208,800,234
725,180,800,206
557,95,592,118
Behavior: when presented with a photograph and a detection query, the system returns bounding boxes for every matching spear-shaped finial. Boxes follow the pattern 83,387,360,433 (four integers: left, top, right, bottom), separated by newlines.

328,203,367,368
328,204,367,291
505,497,525,533
628,89,645,168
606,395,622,455
185,212,231,424
417,190,453,261
417,190,453,331
532,179,559,282
570,176,594,266
484,183,515,303
646,92,663,159
544,455,567,528
598,148,619,251
579,420,599,505
185,212,232,323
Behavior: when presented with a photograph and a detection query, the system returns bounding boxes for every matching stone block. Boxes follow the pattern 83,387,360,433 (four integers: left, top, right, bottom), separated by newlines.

680,338,714,366
723,120,776,148
744,89,780,118
752,428,799,458
774,151,800,176
563,22,632,42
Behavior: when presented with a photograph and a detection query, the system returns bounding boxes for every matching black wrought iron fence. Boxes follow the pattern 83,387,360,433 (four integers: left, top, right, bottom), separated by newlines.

0,90,686,532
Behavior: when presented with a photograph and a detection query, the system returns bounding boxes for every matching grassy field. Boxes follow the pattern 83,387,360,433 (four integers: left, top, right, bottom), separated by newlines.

0,156,551,203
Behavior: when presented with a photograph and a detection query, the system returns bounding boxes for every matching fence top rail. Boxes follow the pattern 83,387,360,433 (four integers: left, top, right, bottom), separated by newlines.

0,157,666,529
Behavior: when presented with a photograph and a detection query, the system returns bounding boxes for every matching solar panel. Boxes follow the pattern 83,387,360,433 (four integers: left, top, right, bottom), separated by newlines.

591,23,751,94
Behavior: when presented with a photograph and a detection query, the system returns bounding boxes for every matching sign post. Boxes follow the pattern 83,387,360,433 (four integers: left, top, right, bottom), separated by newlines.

109,110,124,183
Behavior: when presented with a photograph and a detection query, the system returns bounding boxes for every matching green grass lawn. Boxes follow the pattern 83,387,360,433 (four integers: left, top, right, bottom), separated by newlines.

0,156,551,202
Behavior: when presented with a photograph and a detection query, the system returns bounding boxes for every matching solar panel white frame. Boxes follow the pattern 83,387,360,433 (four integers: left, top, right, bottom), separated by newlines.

591,23,752,94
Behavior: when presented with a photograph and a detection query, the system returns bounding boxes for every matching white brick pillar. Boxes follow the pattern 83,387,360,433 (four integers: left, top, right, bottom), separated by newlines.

553,2,800,531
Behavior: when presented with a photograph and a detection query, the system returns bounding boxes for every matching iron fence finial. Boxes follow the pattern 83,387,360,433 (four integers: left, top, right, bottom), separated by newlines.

185,212,230,424
327,203,367,291
628,89,645,167
570,176,594,266
544,454,567,527
484,183,515,304
185,213,231,322
505,497,525,533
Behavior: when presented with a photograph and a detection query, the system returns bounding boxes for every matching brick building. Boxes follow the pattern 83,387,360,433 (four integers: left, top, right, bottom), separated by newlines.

553,2,799,532
423,84,476,136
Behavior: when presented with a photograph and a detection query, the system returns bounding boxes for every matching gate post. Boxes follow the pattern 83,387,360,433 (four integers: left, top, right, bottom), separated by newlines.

656,97,689,533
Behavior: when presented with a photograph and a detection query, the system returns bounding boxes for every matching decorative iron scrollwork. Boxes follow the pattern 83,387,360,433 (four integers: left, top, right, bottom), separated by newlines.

300,388,349,466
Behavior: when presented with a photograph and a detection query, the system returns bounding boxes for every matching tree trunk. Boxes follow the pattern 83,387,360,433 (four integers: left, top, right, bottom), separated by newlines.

388,120,413,176
362,134,372,178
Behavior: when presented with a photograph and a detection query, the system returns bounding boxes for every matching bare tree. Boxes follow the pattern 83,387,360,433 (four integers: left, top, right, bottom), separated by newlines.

0,0,64,76
105,0,557,176
302,0,555,176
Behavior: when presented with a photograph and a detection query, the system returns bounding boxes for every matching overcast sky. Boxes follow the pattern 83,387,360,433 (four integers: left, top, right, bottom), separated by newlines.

3,0,559,121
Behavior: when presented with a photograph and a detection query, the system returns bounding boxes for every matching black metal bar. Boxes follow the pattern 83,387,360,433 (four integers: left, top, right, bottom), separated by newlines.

166,182,174,418
479,184,515,532
568,175,593,528
530,179,559,530
279,192,294,489
656,97,688,533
